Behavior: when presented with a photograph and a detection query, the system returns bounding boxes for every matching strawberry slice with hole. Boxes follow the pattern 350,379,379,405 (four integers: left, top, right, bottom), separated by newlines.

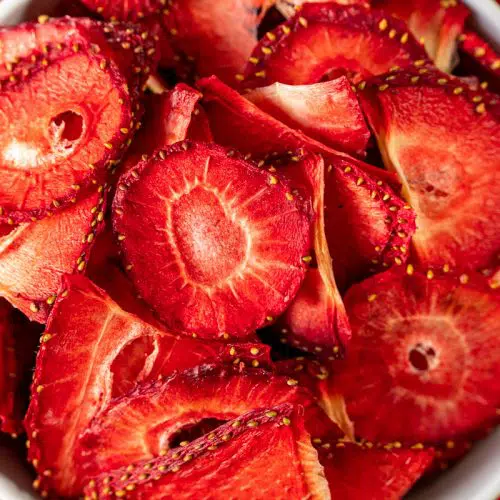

315,438,434,500
458,31,500,94
24,275,269,497
113,141,312,339
325,157,416,292
332,267,500,445
84,404,331,500
372,0,469,72
78,364,321,480
0,188,107,322
244,77,371,156
0,300,17,435
241,2,429,89
163,0,268,83
358,69,500,273
0,17,153,222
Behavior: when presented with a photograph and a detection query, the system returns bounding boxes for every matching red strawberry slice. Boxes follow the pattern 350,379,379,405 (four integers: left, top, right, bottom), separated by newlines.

113,141,312,339
358,69,500,272
333,268,500,444
458,31,500,94
275,0,371,20
241,2,429,89
187,105,214,142
0,189,107,322
163,0,267,83
0,300,17,435
24,275,270,497
79,0,164,22
372,0,469,72
244,77,371,156
325,157,416,292
316,439,434,500
78,364,318,479
84,404,331,500
0,18,154,223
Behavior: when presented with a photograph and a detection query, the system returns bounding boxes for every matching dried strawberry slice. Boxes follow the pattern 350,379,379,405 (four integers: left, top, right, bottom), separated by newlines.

458,31,500,94
244,77,371,156
372,0,469,72
113,141,312,339
333,268,500,444
359,69,500,272
163,0,267,83
0,18,152,222
84,404,330,499
25,275,269,497
79,0,164,21
315,439,433,499
275,0,370,20
0,189,106,322
241,2,428,89
0,300,17,434
78,364,316,479
325,157,416,292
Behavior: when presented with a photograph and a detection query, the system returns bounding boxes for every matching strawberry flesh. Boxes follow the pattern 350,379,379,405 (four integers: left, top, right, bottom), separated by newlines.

359,69,500,272
84,404,331,500
0,300,17,434
242,2,429,88
113,141,312,339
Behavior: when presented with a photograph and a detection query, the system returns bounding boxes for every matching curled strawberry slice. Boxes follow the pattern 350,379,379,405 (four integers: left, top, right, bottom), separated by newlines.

78,364,318,480
333,268,500,445
241,2,429,89
0,300,17,435
244,77,371,156
458,31,500,94
359,69,500,272
25,275,269,497
0,189,106,322
325,157,416,292
84,404,331,500
372,0,469,72
315,439,434,500
113,141,312,339
0,18,154,222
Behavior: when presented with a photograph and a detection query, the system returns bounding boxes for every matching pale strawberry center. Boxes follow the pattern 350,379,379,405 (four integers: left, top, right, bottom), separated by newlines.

171,185,249,286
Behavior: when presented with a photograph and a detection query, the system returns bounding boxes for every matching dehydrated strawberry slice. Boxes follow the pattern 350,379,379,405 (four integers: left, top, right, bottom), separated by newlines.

316,439,433,500
0,18,152,222
333,268,500,444
113,141,312,339
78,364,316,479
372,0,469,72
25,275,269,497
79,0,164,21
241,2,428,89
84,404,330,499
0,300,17,434
163,0,267,83
325,157,416,292
359,69,500,272
275,0,371,20
458,31,500,94
0,189,106,322
244,77,370,156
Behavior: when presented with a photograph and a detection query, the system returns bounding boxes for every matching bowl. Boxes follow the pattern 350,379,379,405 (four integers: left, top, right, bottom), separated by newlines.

0,0,499,498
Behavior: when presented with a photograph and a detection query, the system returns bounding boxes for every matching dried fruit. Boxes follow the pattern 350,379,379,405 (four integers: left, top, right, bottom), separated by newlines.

359,69,500,272
24,275,269,496
324,157,416,292
79,0,165,22
0,189,106,322
84,404,331,499
333,268,500,444
244,77,371,156
0,17,154,222
241,3,428,88
113,141,312,339
0,300,17,434
78,364,316,478
274,0,371,20
372,0,469,72
163,0,267,83
316,439,434,500
458,31,500,94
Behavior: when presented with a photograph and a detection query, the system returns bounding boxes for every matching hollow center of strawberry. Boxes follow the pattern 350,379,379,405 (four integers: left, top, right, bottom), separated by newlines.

169,418,228,448
171,185,249,286
315,56,368,84
49,110,85,150
408,343,437,371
